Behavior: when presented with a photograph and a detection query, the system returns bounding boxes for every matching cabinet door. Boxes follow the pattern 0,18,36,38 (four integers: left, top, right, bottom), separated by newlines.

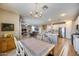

7,38,16,51
73,35,79,54
0,40,2,52
1,40,7,52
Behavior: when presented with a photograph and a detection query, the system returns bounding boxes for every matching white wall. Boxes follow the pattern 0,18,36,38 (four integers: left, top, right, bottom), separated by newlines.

74,16,79,33
65,16,79,39
66,20,73,39
0,9,19,39
75,16,79,24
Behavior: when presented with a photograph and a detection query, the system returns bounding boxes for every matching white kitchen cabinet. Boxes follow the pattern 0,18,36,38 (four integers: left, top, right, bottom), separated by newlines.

45,33,58,44
73,35,79,54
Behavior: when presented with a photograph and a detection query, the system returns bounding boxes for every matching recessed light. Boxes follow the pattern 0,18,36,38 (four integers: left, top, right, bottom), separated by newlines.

60,13,66,17
48,18,52,21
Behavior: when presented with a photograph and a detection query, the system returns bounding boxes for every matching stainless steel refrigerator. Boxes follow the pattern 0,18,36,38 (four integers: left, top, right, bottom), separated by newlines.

58,27,66,38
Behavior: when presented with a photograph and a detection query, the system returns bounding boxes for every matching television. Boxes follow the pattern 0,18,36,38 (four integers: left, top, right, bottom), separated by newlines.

76,24,79,31
1,23,14,31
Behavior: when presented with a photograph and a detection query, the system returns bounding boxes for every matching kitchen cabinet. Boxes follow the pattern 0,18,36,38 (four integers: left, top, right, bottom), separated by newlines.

72,34,79,54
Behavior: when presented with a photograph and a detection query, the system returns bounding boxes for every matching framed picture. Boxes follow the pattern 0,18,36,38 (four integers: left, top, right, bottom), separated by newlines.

1,23,14,31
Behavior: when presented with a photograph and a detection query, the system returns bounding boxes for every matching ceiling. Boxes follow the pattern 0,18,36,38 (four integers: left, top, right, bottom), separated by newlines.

0,3,79,25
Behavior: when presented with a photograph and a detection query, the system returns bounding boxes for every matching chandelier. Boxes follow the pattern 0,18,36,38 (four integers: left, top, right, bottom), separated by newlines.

30,3,48,18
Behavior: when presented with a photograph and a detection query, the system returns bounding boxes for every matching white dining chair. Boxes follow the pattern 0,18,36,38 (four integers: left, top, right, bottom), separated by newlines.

13,37,32,56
